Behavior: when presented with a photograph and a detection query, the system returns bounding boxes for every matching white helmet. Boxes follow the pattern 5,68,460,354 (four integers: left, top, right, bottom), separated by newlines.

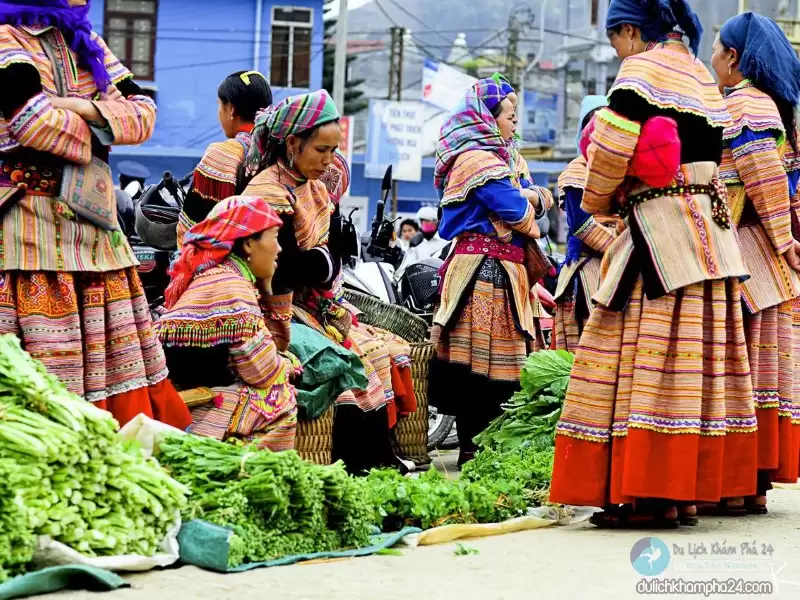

416,206,438,222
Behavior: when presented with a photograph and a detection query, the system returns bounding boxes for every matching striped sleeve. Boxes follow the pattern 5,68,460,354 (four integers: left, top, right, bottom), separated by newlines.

229,327,288,389
261,291,293,352
731,127,793,252
8,91,92,164
90,33,157,145
583,108,641,215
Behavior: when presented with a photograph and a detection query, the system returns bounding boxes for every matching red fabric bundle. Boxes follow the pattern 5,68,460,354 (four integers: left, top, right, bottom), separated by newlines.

629,116,681,187
580,115,681,189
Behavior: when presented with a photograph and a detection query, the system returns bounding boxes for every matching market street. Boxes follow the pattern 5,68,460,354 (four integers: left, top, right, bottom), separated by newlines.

55,487,800,600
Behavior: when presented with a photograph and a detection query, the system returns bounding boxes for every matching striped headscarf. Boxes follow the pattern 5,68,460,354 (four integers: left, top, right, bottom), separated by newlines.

434,77,512,196
165,196,282,308
246,89,341,177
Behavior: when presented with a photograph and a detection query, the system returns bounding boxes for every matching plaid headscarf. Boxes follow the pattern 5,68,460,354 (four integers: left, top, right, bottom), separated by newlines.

0,0,110,90
720,12,800,107
165,196,282,308
246,89,340,177
434,78,512,196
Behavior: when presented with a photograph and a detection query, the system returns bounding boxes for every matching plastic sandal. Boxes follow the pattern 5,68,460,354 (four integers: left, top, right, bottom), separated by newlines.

589,503,680,530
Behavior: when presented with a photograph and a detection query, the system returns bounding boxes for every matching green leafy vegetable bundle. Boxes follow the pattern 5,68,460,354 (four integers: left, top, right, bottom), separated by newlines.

365,469,527,531
475,350,574,451
158,434,374,567
461,446,555,505
0,335,188,582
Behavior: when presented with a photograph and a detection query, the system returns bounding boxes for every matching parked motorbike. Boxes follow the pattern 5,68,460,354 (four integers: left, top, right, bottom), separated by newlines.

121,171,189,307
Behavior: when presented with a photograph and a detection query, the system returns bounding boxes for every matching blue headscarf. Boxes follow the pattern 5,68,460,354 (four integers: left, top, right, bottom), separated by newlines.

576,95,609,152
606,0,703,57
720,12,800,107
0,0,110,90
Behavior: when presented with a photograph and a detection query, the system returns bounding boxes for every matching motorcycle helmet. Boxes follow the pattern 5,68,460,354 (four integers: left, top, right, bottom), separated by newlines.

399,257,443,314
135,183,180,251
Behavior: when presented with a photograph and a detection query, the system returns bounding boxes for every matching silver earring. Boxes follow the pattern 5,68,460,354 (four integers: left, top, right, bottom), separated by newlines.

728,65,732,76
246,255,252,262
288,153,294,168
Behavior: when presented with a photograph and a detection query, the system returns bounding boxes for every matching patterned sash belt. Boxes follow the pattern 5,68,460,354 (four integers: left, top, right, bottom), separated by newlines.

437,234,525,295
0,157,63,197
622,179,732,230
451,234,525,264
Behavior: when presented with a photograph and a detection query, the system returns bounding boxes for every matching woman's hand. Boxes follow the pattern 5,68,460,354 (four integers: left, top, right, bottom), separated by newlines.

258,277,274,296
50,96,105,125
101,85,123,102
50,96,90,114
521,187,541,209
783,240,800,273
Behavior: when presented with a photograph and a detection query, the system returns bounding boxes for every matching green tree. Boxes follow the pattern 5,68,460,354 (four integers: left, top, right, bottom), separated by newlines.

322,10,368,115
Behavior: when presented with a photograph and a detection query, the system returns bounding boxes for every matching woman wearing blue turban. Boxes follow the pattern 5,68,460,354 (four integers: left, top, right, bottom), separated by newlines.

710,12,800,516
550,0,756,529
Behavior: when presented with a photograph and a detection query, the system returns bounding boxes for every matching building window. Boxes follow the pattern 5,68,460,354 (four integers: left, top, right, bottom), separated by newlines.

104,0,158,81
591,0,599,26
270,7,313,88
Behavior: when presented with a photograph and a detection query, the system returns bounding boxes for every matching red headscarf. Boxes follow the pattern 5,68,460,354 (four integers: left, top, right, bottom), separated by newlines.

165,196,282,308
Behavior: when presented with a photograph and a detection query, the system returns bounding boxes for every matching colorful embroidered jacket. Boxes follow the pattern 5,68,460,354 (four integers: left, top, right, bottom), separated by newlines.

719,82,800,313
583,38,748,309
243,161,340,294
177,129,252,247
0,24,156,272
553,156,619,312
156,256,296,427
435,150,546,337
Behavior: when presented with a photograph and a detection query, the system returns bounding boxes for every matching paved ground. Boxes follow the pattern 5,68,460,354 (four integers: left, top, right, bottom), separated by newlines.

53,467,800,600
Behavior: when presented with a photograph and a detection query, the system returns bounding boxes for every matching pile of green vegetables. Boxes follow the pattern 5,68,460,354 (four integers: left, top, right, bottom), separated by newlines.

158,435,375,567
0,335,188,582
475,350,573,451
361,349,573,532
362,447,555,531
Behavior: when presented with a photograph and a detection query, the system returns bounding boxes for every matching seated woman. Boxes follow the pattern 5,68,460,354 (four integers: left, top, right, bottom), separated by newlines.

429,78,551,466
242,90,414,473
156,196,298,451
177,70,272,247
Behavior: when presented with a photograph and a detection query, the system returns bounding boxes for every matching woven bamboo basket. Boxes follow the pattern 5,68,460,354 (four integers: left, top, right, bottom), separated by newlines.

342,289,428,343
343,288,433,463
394,341,434,464
296,405,334,465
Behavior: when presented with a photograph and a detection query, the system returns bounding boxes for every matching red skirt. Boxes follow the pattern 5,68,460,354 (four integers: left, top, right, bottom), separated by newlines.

0,268,191,430
745,299,800,484
550,278,758,507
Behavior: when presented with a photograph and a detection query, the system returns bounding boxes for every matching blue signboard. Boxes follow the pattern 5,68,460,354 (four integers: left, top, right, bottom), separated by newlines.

522,90,558,145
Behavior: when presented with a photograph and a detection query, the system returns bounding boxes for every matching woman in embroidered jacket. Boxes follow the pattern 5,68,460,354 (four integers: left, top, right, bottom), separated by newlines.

710,12,800,514
242,90,416,473
429,78,552,466
0,0,190,429
553,95,620,352
550,0,758,528
157,196,298,450
176,70,272,247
